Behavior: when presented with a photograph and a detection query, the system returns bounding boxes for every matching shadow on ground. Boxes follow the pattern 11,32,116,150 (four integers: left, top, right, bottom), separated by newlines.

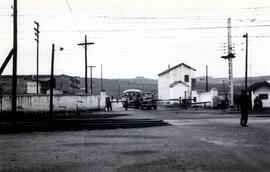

0,112,169,133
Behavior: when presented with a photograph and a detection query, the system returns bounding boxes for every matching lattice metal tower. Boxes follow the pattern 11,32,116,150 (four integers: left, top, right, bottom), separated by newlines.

221,18,235,106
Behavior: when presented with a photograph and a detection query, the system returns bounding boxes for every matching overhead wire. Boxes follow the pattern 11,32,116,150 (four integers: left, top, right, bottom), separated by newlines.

64,0,82,36
0,24,268,33
1,4,270,61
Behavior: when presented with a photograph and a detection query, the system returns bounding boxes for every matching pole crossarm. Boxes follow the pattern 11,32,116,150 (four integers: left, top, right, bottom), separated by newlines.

77,42,94,46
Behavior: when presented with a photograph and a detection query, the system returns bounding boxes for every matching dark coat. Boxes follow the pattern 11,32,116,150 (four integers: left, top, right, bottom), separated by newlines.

239,93,249,112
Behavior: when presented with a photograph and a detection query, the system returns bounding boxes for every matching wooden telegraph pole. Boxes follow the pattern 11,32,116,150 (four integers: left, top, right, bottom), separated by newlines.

206,65,208,92
49,44,55,120
87,66,96,94
12,0,18,121
78,35,94,94
101,64,103,91
34,21,40,94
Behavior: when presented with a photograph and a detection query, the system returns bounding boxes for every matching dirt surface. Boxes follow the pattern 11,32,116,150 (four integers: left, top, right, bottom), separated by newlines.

1,106,270,172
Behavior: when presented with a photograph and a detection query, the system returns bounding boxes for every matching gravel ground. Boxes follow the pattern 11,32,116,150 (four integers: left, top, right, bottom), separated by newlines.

0,107,270,172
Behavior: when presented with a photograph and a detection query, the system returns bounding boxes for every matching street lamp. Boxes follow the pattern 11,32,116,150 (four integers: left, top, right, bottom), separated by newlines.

50,44,64,122
243,33,248,90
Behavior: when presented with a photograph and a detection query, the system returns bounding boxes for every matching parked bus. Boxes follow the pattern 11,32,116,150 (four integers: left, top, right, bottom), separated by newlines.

122,89,142,109
122,89,157,109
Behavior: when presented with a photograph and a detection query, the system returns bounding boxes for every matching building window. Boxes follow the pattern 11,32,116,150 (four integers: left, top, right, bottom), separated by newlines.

191,78,196,90
259,94,268,100
184,75,189,82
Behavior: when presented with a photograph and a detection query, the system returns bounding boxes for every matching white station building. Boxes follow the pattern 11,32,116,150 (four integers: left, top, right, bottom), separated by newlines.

248,81,270,109
158,62,219,107
158,63,196,101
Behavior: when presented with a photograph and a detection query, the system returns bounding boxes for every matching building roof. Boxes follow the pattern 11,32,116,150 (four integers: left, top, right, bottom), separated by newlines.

169,80,190,88
123,89,142,93
247,81,270,91
158,63,196,76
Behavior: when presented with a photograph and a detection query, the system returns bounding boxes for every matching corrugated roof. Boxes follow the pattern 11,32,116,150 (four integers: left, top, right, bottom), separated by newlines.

247,81,270,91
158,63,196,76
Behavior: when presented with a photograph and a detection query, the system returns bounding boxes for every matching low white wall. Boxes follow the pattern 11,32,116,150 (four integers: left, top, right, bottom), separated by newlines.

192,88,218,107
0,92,107,112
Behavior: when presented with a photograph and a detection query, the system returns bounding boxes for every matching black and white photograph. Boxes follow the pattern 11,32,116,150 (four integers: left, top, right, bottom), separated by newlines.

1,0,270,171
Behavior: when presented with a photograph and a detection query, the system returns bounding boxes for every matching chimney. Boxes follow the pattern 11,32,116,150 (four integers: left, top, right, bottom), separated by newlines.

168,64,170,69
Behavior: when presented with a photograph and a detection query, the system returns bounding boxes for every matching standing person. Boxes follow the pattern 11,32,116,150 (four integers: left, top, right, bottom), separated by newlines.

105,97,112,111
221,99,226,111
254,96,263,112
258,96,263,111
109,97,113,111
239,90,249,127
123,97,128,111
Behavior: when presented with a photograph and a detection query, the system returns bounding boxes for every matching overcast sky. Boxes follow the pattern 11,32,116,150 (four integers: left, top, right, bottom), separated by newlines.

1,0,270,79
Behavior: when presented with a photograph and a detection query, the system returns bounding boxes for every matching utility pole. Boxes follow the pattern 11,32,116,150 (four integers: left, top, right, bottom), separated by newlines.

221,18,235,106
49,44,63,121
12,0,18,120
118,84,121,98
87,65,96,94
249,62,252,85
243,33,248,90
206,65,208,92
101,64,103,91
78,35,94,94
34,21,40,94
223,80,226,95
50,44,55,121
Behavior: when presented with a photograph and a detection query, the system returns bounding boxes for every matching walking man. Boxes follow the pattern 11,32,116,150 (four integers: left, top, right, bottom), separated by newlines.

105,97,112,111
239,90,249,127
123,97,128,111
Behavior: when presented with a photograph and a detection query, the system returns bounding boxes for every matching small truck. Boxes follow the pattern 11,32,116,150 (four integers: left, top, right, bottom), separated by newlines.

140,92,157,110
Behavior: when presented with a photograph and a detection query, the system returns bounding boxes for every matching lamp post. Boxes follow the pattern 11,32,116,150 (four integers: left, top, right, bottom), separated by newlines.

49,44,64,121
243,33,248,90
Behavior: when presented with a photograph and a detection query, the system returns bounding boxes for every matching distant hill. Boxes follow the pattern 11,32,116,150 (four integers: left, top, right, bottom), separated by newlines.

118,76,158,85
0,75,158,97
2,74,268,98
198,75,270,84
81,75,270,97
197,75,270,94
75,76,158,98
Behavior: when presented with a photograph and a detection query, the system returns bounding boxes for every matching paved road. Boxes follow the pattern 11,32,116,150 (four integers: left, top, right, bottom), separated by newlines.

0,107,270,172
